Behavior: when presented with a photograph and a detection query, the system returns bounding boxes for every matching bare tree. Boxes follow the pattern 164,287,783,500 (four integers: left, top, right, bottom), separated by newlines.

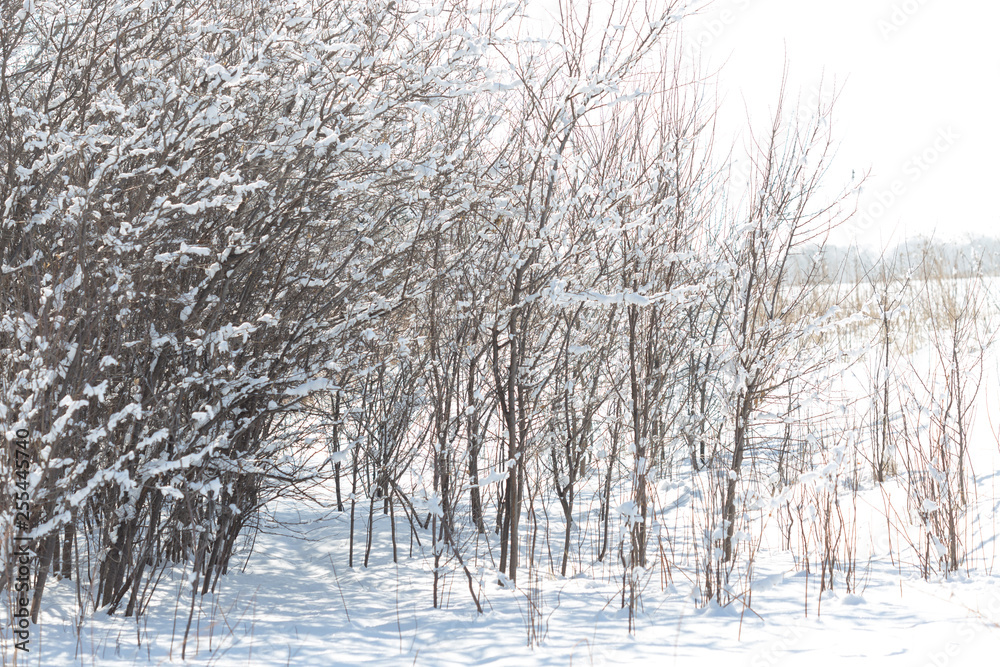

712,74,857,568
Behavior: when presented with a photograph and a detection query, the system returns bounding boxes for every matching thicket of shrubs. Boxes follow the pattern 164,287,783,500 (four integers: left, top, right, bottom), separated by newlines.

1,0,994,634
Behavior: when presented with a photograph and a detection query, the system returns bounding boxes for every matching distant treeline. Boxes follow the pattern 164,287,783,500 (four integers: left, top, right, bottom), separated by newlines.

789,235,1000,283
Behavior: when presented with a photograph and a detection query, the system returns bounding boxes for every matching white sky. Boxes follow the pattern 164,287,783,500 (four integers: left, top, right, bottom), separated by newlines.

521,0,999,249
681,0,1000,248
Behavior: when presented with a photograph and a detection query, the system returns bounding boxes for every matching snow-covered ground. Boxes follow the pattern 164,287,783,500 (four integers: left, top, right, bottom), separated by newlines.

14,456,1000,666
8,286,1000,666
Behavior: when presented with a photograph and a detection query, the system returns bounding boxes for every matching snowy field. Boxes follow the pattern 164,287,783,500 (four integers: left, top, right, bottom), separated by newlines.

11,391,1000,666
5,274,1000,666
15,490,1000,666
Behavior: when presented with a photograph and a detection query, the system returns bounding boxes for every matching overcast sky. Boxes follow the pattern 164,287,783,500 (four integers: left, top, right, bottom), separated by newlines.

523,0,998,249
682,0,1000,248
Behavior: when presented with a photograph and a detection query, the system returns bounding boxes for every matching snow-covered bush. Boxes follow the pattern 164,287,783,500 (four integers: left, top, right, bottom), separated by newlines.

0,0,497,617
